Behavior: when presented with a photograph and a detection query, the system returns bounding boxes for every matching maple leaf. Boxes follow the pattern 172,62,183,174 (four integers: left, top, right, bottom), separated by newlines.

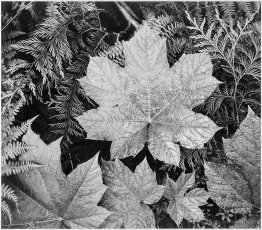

76,23,220,165
204,107,260,213
224,107,260,208
1,127,111,228
101,157,164,228
204,162,253,214
164,172,209,226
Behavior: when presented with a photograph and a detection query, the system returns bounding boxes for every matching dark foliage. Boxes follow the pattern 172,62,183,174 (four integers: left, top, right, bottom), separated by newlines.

2,1,260,228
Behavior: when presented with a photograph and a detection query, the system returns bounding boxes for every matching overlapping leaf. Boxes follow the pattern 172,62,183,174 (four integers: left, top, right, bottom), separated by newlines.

1,127,111,228
101,158,164,228
164,172,209,226
224,107,260,208
76,23,220,165
204,162,253,214
204,107,260,213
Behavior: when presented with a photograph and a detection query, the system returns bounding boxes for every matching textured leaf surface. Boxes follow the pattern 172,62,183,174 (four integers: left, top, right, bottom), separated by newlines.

76,23,220,165
204,162,253,213
223,107,261,208
101,158,164,228
205,107,261,213
164,172,209,226
1,127,111,228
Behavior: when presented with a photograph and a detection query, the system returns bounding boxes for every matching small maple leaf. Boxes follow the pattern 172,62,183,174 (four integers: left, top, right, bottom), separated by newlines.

205,107,261,213
76,23,220,165
101,157,164,228
164,172,209,226
1,127,111,228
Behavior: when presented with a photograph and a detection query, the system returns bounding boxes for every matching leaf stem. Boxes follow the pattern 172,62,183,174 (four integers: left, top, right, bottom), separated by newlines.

2,2,32,32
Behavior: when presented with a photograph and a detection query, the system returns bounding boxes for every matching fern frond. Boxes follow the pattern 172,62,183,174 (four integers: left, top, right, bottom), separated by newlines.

49,76,89,145
2,30,26,60
8,59,33,74
9,2,105,102
99,41,125,67
180,146,205,171
25,2,46,22
2,161,41,176
219,1,237,23
1,184,18,209
10,3,73,96
146,14,188,64
6,30,26,40
202,84,235,115
2,115,37,164
2,142,28,163
2,97,25,126
213,105,237,127
186,8,259,82
1,66,29,119
236,27,261,81
10,116,38,142
1,199,12,225
147,15,184,38
238,1,261,18
49,3,107,149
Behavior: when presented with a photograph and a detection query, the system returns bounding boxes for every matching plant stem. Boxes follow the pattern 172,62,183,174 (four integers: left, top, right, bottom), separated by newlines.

2,2,33,32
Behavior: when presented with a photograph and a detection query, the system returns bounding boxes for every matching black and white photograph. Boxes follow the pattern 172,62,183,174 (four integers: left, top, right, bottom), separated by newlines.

1,1,261,228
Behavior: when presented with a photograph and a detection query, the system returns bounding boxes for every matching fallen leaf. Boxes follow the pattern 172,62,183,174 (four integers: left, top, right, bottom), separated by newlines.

204,162,252,213
101,157,164,228
223,107,260,208
164,172,209,226
76,23,220,165
205,107,260,213
1,127,111,228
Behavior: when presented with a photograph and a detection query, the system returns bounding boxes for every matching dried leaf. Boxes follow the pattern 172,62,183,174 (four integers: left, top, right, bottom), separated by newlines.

76,23,220,165
1,127,111,228
164,172,209,226
101,158,164,228
205,107,260,213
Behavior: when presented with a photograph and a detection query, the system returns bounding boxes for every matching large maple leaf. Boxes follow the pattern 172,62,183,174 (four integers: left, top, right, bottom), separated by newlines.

164,172,209,226
76,23,220,165
101,158,164,228
204,107,261,213
1,127,111,228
